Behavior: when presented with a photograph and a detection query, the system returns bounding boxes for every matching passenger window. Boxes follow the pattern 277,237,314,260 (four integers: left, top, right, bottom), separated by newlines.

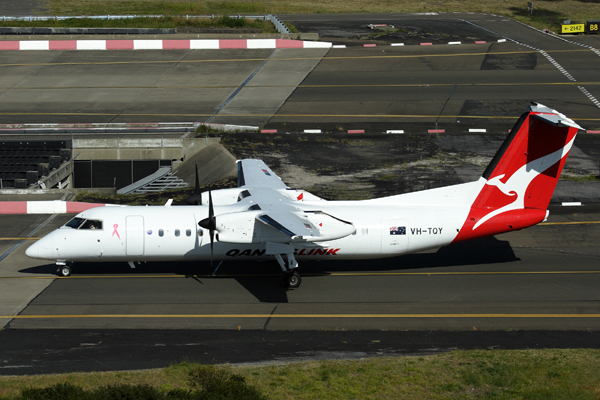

175,229,180,237
159,229,164,237
186,229,191,237
198,229,203,237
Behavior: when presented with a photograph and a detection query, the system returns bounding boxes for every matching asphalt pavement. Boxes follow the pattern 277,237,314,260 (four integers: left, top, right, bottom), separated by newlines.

0,12,599,374
0,0,46,16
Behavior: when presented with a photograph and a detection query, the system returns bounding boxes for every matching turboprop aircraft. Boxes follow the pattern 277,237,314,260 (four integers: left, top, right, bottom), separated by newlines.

26,103,583,288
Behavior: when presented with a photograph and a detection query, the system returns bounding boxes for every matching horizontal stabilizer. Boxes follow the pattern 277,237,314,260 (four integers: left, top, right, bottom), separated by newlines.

528,103,583,130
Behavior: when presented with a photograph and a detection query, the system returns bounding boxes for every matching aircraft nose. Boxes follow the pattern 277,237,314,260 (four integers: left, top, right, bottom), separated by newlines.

25,241,39,258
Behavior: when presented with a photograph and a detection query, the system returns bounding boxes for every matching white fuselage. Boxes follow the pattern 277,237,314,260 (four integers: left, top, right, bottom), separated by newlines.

26,181,481,264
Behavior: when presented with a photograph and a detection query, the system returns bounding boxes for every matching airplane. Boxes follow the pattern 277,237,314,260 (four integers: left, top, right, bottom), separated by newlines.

26,103,583,289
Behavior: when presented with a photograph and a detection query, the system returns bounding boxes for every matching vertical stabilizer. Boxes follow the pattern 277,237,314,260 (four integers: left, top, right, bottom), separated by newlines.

453,103,582,242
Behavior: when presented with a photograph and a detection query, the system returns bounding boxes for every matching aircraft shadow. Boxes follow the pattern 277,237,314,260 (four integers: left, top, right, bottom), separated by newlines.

19,236,517,303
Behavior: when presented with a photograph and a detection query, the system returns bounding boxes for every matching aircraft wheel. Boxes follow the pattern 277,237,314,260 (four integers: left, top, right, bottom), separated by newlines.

57,265,72,277
284,271,301,289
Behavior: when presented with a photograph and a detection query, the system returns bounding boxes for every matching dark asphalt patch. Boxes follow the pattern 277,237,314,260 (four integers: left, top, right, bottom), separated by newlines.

0,0,47,16
288,18,501,45
221,131,600,200
1,329,599,375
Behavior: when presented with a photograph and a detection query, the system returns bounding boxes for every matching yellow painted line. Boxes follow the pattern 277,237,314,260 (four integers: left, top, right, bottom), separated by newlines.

539,221,600,226
0,112,516,119
0,237,40,240
2,81,599,90
1,270,599,281
329,271,600,276
1,313,599,319
0,111,598,121
0,48,594,68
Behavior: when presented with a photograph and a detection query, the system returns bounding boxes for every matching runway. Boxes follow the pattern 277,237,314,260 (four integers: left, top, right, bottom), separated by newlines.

1,206,600,374
0,12,599,374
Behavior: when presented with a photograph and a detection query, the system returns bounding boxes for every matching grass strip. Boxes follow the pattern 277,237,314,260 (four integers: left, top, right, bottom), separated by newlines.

1,349,599,399
0,15,278,32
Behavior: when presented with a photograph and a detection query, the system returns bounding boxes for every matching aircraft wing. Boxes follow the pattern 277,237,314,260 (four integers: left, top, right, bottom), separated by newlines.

256,210,354,242
257,211,319,241
208,159,355,244
237,159,288,189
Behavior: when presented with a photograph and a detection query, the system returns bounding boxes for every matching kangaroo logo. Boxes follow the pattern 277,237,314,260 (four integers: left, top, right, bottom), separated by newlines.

473,137,575,230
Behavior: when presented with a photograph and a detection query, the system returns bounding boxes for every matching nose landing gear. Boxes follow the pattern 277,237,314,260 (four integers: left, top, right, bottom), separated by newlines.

56,261,72,277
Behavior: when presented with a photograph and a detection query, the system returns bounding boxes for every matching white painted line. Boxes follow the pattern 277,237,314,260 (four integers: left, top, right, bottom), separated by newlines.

20,40,49,50
27,200,67,214
190,39,220,49
386,130,405,134
247,39,276,49
469,129,487,133
448,41,461,45
497,39,507,43
77,40,106,50
303,41,332,48
391,43,405,46
134,40,163,50
562,202,582,206
332,45,346,48
304,129,322,133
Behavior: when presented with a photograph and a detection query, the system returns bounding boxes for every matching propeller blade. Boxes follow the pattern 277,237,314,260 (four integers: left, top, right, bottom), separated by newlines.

198,189,216,265
208,189,214,222
184,163,202,205
209,228,214,264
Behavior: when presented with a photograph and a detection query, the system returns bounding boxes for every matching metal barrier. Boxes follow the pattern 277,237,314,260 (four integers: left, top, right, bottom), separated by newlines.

266,14,292,34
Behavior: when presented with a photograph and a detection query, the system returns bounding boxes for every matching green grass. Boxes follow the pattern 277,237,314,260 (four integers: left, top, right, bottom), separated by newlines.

562,174,600,182
0,15,277,32
39,0,600,33
1,350,600,399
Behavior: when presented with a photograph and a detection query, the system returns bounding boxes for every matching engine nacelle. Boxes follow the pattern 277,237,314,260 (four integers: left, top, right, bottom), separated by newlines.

215,211,263,244
200,188,249,206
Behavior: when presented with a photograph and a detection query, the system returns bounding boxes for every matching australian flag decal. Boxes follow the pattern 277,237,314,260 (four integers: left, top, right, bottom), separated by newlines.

390,226,406,235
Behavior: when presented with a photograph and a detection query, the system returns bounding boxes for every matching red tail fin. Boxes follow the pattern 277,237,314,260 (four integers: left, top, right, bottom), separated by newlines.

454,103,582,242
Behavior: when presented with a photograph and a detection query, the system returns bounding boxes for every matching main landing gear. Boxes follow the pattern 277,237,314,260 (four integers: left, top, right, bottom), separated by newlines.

284,270,302,289
274,252,301,289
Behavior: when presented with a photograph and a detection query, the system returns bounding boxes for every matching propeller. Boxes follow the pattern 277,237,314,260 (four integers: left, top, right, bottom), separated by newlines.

184,163,202,205
198,189,216,263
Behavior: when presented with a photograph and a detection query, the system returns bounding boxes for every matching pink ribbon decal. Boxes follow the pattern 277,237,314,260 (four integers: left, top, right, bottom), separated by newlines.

112,224,121,239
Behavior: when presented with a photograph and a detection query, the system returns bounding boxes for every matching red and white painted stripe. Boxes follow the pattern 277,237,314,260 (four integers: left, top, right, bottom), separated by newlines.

0,38,509,51
0,201,108,214
0,39,332,51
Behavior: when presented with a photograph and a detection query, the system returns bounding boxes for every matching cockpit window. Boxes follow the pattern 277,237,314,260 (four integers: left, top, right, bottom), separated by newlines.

64,217,103,230
81,220,103,230
65,217,85,229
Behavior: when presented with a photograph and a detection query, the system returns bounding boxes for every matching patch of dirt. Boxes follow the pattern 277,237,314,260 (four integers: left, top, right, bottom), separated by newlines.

220,133,465,200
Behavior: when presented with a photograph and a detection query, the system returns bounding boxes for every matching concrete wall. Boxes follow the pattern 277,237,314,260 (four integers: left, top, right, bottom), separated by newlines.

73,137,221,161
